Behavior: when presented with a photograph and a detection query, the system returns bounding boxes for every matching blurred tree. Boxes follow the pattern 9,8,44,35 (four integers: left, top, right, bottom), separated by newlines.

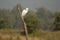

24,10,41,33
0,4,24,29
11,4,23,29
0,9,12,28
54,12,60,30
36,7,54,30
0,18,7,29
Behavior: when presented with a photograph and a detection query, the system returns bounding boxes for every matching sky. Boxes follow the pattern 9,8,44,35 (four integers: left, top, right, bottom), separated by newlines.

0,0,60,12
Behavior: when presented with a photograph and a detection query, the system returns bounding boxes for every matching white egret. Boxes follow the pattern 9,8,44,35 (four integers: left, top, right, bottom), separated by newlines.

22,8,29,17
18,7,29,40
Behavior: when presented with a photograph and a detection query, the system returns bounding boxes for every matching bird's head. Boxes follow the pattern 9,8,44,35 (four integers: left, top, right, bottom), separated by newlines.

26,8,29,11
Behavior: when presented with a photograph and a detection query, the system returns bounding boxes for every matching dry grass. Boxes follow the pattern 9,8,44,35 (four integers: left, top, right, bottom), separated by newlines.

0,29,60,40
0,29,21,40
30,30,60,40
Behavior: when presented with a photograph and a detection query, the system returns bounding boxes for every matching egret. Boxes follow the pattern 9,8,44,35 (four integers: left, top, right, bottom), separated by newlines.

18,7,29,40
22,8,29,17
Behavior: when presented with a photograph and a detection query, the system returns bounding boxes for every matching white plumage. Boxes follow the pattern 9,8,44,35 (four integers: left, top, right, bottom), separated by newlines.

22,8,29,17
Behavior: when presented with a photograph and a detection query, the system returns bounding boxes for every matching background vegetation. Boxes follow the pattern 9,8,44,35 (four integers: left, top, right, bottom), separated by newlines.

0,4,60,40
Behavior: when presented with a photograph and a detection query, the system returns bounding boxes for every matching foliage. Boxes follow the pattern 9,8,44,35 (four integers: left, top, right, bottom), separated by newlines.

11,4,23,29
0,4,23,29
54,12,60,30
36,7,54,30
0,18,7,29
0,9,14,28
0,4,60,31
24,11,41,33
